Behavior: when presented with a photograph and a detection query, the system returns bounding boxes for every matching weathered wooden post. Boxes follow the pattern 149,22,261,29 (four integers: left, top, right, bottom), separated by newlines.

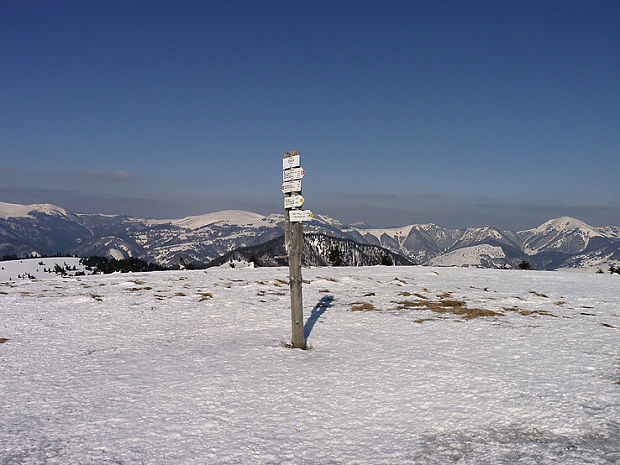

282,150,313,349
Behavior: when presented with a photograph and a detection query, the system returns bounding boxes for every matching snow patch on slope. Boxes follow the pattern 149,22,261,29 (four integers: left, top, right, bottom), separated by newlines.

0,201,73,220
151,210,271,230
429,244,506,267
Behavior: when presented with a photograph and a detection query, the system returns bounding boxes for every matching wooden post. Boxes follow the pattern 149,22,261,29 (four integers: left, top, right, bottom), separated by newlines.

283,150,306,349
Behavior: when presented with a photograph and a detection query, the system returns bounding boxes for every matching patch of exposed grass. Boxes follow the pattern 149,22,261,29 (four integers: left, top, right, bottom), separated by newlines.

89,293,103,302
318,277,337,282
364,292,376,296
396,299,501,319
174,292,186,297
197,292,213,302
529,290,549,298
318,289,330,293
126,286,153,292
600,323,616,329
555,301,566,305
20,291,32,296
0,291,7,295
414,293,428,300
257,290,266,296
350,302,377,311
502,306,557,318
437,292,452,298
130,279,146,285
0,338,8,343
413,318,434,324
399,291,412,296
275,279,289,285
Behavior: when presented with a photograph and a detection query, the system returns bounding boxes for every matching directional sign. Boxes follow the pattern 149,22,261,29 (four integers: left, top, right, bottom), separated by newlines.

284,195,304,209
283,167,306,182
281,180,302,194
282,155,300,170
289,209,313,222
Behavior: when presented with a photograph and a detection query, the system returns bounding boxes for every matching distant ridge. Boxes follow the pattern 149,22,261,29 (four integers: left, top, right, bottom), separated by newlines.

0,200,618,270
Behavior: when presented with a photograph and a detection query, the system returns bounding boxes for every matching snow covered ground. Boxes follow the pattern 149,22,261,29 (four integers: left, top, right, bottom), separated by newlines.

1,265,618,464
0,257,87,281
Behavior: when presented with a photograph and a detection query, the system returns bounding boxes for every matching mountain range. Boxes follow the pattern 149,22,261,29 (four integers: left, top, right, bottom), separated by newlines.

1,201,619,270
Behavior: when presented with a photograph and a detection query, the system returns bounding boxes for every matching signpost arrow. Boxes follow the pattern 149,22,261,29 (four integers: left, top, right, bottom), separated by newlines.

281,180,302,193
284,195,304,209
283,167,306,182
289,210,314,222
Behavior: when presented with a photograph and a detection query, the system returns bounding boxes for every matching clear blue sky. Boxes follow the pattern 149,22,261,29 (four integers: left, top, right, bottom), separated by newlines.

1,0,618,228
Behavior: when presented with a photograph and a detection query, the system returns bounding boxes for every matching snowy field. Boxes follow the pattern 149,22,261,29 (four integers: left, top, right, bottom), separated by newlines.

1,264,618,464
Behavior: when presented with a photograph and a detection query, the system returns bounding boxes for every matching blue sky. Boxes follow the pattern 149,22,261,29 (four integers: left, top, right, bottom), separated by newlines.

1,0,618,228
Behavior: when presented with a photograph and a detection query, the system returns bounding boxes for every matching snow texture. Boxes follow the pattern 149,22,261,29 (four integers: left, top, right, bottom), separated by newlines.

0,201,71,220
1,265,618,464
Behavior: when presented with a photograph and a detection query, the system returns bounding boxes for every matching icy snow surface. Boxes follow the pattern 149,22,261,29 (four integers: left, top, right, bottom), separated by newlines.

1,266,618,464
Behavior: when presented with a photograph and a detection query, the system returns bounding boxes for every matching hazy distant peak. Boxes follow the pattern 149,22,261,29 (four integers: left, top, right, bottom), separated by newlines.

162,210,270,230
0,201,73,220
533,216,601,236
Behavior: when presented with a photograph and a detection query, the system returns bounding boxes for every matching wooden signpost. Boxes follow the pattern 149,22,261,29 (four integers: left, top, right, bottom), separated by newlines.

282,149,312,349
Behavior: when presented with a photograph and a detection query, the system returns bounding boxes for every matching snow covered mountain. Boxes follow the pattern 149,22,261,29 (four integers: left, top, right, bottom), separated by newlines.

1,201,618,270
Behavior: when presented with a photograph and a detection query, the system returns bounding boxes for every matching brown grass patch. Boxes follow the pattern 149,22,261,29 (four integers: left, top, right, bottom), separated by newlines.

0,338,8,343
318,289,330,293
89,293,103,302
20,291,32,296
275,279,289,285
414,293,428,300
364,292,376,296
197,292,212,302
437,292,452,298
399,291,412,296
413,318,434,324
257,290,266,296
396,299,501,319
555,301,566,305
256,281,267,285
502,306,557,318
130,279,146,285
0,291,7,295
529,290,549,298
318,277,337,282
600,323,616,329
174,292,186,296
126,286,152,292
350,302,377,311
581,305,594,309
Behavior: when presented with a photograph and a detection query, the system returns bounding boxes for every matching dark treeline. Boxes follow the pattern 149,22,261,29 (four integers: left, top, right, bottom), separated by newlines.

1,252,78,262
79,256,167,274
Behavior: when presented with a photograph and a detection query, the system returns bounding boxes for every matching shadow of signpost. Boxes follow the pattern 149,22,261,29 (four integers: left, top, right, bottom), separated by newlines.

304,295,334,339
